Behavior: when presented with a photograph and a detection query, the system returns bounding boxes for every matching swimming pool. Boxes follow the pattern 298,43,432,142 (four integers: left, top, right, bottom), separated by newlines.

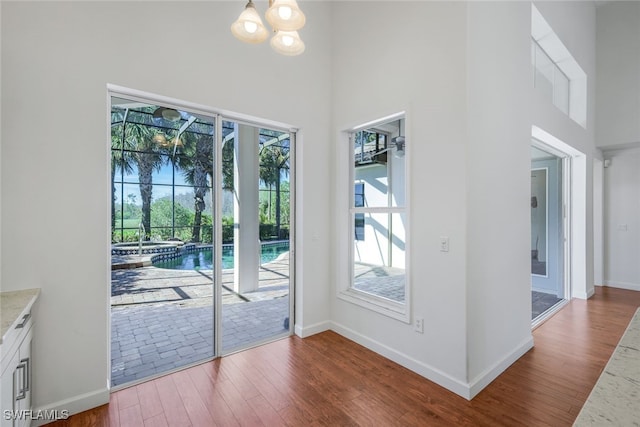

152,242,290,270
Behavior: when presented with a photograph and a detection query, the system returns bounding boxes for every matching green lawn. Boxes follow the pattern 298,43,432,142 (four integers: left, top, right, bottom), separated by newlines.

114,218,142,229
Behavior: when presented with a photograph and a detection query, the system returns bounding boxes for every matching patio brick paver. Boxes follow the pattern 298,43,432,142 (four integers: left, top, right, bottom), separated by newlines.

111,253,291,386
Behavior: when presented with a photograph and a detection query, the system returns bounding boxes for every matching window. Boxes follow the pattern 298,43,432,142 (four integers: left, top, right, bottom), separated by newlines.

531,4,587,127
532,39,570,115
341,114,409,321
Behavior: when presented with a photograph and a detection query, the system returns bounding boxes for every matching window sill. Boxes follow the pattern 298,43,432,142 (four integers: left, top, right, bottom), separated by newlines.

338,288,410,323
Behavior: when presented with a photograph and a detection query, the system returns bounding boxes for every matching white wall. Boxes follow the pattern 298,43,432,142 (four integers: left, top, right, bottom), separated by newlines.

1,1,332,415
596,1,640,149
332,0,597,399
332,1,470,395
465,1,534,394
0,0,2,295
603,148,640,291
596,2,640,292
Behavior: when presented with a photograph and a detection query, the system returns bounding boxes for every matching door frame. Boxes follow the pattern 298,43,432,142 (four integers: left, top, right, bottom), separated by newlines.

532,124,591,301
531,138,572,326
107,84,296,387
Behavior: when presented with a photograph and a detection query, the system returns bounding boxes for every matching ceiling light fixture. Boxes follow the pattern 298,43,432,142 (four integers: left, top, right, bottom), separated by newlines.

231,0,306,56
152,107,182,123
392,136,405,158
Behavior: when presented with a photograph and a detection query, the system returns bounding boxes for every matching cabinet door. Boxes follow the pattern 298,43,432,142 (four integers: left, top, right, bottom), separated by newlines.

1,351,19,427
15,328,32,427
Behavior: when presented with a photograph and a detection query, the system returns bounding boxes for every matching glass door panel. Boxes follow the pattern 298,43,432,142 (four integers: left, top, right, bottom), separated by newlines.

110,96,215,386
531,145,565,321
220,121,292,353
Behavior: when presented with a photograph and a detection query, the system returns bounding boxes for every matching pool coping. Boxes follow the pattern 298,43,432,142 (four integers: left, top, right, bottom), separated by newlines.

112,240,290,270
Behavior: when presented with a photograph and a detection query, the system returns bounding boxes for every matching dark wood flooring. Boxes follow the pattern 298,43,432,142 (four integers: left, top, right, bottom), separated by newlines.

47,286,640,426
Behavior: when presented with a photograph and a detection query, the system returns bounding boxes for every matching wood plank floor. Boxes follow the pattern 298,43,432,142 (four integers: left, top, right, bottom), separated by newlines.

48,286,640,426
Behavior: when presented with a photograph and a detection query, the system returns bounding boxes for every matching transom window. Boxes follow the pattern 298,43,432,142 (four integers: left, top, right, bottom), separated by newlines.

532,38,570,115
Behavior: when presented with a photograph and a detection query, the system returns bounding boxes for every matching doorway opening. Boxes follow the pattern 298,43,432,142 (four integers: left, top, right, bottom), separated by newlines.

109,89,294,388
530,141,569,324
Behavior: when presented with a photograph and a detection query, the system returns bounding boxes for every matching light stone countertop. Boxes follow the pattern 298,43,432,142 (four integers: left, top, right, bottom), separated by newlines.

0,288,40,345
573,307,640,426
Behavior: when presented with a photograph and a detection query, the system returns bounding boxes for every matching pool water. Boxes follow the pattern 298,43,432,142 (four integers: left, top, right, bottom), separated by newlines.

153,242,289,270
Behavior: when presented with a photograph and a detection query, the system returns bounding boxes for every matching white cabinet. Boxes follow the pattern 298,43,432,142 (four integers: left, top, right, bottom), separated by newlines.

1,291,38,427
1,315,33,427
1,351,19,427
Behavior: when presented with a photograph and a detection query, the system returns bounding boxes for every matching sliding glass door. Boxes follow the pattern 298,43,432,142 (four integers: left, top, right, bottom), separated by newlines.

110,92,294,387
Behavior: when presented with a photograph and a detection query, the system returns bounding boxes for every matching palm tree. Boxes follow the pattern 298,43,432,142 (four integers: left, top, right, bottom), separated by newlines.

180,131,214,242
259,142,289,239
126,124,166,240
177,121,234,243
114,106,236,244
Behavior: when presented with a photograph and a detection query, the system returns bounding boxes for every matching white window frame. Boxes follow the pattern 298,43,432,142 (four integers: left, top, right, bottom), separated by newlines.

531,3,587,128
337,112,410,323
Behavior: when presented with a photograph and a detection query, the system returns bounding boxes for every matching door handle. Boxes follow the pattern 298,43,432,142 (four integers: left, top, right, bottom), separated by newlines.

21,357,30,393
15,313,31,329
15,362,27,400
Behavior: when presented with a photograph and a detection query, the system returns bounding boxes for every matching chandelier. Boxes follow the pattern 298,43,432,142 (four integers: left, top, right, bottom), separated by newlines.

231,0,306,56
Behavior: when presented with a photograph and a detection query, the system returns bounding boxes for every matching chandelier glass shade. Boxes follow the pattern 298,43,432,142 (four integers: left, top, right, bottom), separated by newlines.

265,0,305,31
230,2,269,44
270,30,305,56
231,0,306,56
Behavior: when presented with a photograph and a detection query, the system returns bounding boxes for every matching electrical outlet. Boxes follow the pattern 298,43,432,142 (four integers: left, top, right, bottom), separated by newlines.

414,317,424,334
439,237,449,252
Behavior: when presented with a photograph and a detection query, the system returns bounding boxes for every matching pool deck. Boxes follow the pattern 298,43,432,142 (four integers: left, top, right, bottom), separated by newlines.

111,253,291,386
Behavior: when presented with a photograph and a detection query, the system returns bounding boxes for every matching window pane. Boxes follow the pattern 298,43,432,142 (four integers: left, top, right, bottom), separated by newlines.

353,130,405,208
120,184,142,224
153,161,173,185
354,162,389,208
534,43,554,100
553,68,570,114
120,154,169,184
352,213,405,303
354,182,364,207
355,213,365,241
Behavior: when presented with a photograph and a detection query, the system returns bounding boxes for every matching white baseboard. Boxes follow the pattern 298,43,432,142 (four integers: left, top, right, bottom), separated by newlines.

31,387,109,426
467,335,534,399
604,281,640,292
329,321,471,399
573,286,596,300
330,322,534,400
295,320,331,338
